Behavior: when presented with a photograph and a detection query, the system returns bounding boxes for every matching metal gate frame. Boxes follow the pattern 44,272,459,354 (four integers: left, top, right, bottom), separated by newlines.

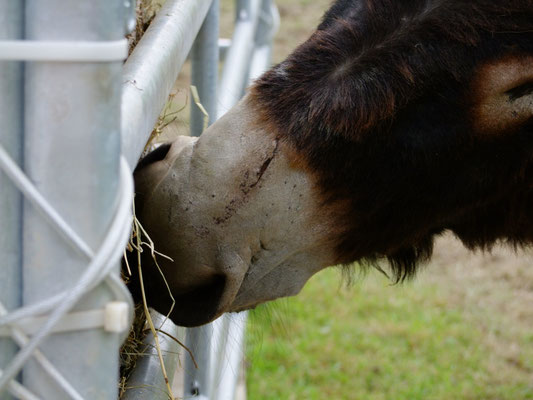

0,1,135,399
0,0,277,398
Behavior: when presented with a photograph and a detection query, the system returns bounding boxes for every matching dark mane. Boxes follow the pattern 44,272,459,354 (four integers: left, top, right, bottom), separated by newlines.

250,0,533,281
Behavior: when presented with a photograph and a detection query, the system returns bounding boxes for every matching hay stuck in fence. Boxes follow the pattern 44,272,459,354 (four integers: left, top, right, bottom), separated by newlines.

120,6,210,390
127,0,166,52
118,303,146,398
119,200,177,399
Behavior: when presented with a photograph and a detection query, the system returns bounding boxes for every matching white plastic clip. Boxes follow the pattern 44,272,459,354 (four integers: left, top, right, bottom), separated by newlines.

104,301,130,333
0,301,130,336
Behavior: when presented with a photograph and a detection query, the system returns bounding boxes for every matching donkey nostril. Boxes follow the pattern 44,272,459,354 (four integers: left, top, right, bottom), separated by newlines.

135,142,172,171
168,274,227,327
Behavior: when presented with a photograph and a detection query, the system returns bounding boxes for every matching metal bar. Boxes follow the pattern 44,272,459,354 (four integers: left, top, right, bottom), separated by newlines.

190,0,220,137
22,2,125,398
209,315,230,400
122,311,183,400
218,38,231,62
217,0,262,118
0,1,23,398
249,0,279,83
184,325,214,399
121,0,214,167
184,1,220,399
209,314,247,400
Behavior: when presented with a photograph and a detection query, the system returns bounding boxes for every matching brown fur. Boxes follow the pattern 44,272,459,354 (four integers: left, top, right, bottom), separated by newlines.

250,0,533,280
471,55,533,133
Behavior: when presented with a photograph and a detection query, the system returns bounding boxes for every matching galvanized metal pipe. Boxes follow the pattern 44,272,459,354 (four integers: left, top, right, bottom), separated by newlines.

0,1,23,397
209,314,247,400
121,0,214,167
22,1,125,398
122,311,184,400
190,0,220,137
217,0,261,118
249,0,279,83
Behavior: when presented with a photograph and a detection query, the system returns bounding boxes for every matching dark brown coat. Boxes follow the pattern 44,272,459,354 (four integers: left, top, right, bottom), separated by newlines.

250,0,533,280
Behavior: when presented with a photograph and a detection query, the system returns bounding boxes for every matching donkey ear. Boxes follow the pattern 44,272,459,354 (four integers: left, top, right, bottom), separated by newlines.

472,55,533,134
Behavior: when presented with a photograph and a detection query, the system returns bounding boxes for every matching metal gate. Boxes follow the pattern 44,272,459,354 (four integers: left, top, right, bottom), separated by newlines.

0,0,277,398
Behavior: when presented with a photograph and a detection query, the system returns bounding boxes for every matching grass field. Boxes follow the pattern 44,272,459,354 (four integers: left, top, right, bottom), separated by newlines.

242,1,533,398
245,235,533,399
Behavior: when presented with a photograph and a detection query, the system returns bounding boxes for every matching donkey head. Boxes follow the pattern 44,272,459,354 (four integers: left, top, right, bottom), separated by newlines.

131,0,533,327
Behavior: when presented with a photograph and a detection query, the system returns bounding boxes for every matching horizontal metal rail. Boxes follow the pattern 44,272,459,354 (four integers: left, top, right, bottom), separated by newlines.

217,0,261,118
121,0,214,168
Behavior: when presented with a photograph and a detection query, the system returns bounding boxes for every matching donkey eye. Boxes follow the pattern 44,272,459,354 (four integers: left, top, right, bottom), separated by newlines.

506,81,533,101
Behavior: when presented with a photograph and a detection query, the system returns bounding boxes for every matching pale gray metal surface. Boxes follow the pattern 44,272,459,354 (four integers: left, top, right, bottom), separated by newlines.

210,314,248,400
217,0,261,118
122,311,184,400
249,0,278,82
121,0,214,167
22,1,125,398
184,1,220,399
184,325,215,399
0,1,23,398
190,0,220,138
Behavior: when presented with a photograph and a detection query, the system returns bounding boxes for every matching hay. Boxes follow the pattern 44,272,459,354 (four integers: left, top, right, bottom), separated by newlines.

119,200,176,399
144,90,189,155
127,0,166,52
118,303,146,398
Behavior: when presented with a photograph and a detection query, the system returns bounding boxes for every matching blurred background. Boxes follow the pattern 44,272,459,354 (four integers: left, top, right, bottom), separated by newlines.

154,0,533,398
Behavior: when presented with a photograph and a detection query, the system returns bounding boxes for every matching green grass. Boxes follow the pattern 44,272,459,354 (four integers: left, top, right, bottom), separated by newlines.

245,268,533,400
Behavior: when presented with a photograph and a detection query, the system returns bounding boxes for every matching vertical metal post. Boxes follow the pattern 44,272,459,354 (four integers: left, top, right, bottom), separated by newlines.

0,2,23,398
210,314,248,400
217,0,261,119
249,0,278,81
184,1,220,399
190,0,220,138
22,1,125,398
122,312,183,400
